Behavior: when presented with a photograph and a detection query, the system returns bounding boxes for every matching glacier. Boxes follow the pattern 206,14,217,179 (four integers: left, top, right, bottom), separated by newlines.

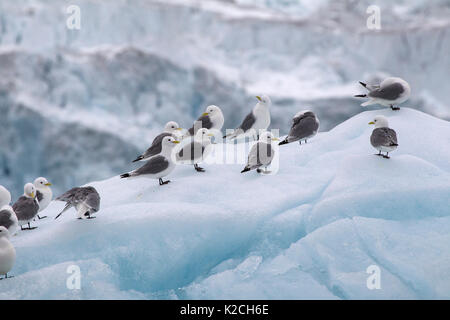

1,0,450,198
0,107,449,299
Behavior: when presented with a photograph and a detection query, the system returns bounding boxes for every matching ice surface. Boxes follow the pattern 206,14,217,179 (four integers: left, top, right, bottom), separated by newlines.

0,108,448,299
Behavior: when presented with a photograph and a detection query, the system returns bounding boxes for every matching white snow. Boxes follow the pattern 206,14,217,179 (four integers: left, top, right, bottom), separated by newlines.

1,107,449,299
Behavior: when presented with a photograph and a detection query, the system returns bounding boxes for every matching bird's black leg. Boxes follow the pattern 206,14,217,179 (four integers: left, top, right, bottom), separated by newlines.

159,178,170,185
375,150,382,156
21,222,37,231
86,212,96,219
305,139,308,144
391,105,400,111
383,152,390,159
299,140,302,145
194,164,205,172
256,168,262,173
37,214,47,220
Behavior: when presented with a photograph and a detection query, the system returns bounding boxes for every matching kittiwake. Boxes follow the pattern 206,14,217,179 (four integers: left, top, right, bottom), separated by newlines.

355,77,411,110
55,186,100,220
0,226,16,280
369,115,398,159
121,136,180,186
0,206,18,236
279,110,319,146
0,186,11,207
224,95,271,141
241,131,279,174
186,105,224,138
34,177,52,219
176,128,214,172
12,183,39,230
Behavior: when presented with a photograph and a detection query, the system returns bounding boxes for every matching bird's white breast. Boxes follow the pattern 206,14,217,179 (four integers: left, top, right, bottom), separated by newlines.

0,238,16,275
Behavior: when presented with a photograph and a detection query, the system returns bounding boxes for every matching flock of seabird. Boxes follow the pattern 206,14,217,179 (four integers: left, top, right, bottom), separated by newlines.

0,76,410,280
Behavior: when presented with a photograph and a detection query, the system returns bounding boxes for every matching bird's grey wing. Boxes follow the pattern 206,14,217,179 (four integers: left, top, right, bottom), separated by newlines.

12,197,39,220
177,141,204,161
135,155,169,175
368,82,404,100
290,115,319,140
256,142,274,166
143,132,171,158
238,112,256,132
56,187,80,202
188,115,213,135
371,128,398,147
0,209,13,229
36,190,44,202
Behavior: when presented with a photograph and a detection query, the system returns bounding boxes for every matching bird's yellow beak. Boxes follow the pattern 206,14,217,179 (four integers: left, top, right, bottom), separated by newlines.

45,182,52,186
173,140,180,144
256,96,262,101
207,133,214,137
368,121,375,125
272,138,280,141
30,192,35,198
202,112,209,116
176,128,182,131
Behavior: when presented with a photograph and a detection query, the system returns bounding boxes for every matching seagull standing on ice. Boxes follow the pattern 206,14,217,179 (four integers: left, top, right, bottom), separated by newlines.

279,110,319,146
176,128,214,172
121,136,180,186
0,186,11,207
355,77,411,110
54,186,100,220
241,132,279,174
224,95,271,141
0,206,18,236
12,183,39,230
132,121,183,163
34,177,52,219
0,226,16,280
186,105,224,138
369,115,398,159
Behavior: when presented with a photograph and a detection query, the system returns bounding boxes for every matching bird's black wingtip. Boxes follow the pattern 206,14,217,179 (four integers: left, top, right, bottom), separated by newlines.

241,167,250,173
278,139,288,146
354,94,367,98
120,173,130,179
131,157,142,163
359,81,367,87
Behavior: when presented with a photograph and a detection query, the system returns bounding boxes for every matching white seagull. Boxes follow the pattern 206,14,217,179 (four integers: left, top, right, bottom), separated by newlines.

0,226,16,280
55,186,101,220
186,105,224,138
355,77,411,110
224,95,271,141
369,115,398,159
121,136,180,186
176,128,214,172
0,205,18,236
0,185,11,207
34,177,52,219
279,110,320,146
241,132,279,174
12,183,40,230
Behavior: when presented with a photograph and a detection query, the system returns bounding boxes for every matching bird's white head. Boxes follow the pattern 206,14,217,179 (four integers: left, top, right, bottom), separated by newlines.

369,115,389,128
195,128,214,141
203,105,222,117
259,131,279,143
256,94,271,107
0,226,10,239
24,183,36,199
164,121,182,133
34,177,52,189
0,185,11,207
161,136,180,152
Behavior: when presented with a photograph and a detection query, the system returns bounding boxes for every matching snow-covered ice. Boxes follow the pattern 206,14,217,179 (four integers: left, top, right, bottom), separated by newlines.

1,108,449,299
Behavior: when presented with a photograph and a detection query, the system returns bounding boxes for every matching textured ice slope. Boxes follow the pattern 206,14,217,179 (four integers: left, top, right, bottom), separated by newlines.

0,108,449,299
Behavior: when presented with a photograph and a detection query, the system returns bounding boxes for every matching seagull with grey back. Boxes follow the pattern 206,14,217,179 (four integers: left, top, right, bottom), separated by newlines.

132,121,183,163
121,136,180,185
185,105,224,138
355,77,411,110
0,226,16,280
224,95,271,141
34,177,53,220
13,183,40,230
241,132,279,174
0,205,18,235
54,186,100,220
176,128,214,172
369,115,398,159
279,110,320,146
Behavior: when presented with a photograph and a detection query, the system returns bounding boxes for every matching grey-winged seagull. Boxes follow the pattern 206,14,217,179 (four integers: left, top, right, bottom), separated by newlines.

176,128,214,172
355,77,411,110
241,132,279,174
0,226,16,280
369,115,398,159
224,95,271,141
121,136,180,185
54,186,100,220
0,186,11,208
186,105,224,138
12,183,39,230
279,110,319,146
34,177,52,220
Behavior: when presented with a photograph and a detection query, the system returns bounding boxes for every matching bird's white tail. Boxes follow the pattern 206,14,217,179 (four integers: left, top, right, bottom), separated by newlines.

361,99,377,107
